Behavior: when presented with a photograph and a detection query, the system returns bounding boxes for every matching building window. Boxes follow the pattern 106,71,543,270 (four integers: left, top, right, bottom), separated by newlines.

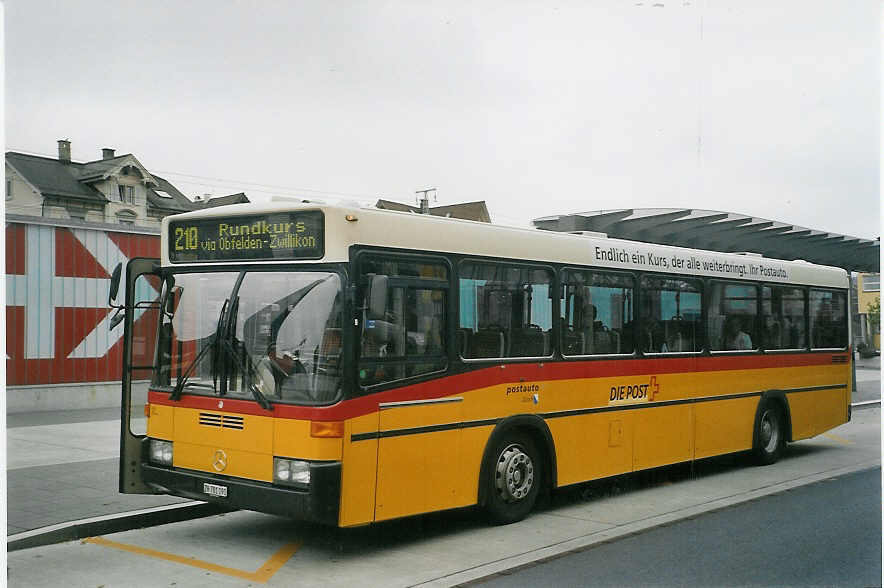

863,274,880,292
118,185,135,204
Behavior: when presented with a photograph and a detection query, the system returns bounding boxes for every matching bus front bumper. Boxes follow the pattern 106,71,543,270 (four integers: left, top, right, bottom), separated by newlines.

141,461,341,525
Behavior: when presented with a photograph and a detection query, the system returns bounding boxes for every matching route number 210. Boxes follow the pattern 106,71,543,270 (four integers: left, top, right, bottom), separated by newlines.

174,226,198,251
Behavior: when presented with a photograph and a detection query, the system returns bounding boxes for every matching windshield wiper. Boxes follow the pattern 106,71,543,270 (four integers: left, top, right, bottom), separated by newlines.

169,335,218,401
212,296,230,396
217,334,273,411
245,364,273,411
214,294,273,411
169,299,228,402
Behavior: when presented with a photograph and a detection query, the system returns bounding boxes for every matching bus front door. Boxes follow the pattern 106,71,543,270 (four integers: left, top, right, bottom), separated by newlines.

114,257,162,494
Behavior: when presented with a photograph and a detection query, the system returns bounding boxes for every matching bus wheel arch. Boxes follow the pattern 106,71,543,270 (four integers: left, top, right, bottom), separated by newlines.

752,392,791,465
478,415,557,524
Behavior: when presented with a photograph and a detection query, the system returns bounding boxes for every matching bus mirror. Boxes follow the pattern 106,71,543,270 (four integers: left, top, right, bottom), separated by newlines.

165,286,182,317
366,274,388,320
108,263,123,307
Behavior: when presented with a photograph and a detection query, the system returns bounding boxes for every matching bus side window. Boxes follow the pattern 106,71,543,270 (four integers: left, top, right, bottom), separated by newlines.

708,282,758,351
358,257,448,387
810,289,847,349
763,285,807,350
640,276,703,353
561,270,634,357
459,263,552,359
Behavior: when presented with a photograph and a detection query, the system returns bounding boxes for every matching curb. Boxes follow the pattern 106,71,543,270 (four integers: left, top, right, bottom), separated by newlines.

419,460,881,587
7,502,229,552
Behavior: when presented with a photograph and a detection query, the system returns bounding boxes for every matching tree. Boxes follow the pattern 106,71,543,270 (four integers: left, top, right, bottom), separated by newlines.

867,298,880,335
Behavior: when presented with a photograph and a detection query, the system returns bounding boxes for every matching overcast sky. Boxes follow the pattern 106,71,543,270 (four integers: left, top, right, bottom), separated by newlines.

4,1,880,238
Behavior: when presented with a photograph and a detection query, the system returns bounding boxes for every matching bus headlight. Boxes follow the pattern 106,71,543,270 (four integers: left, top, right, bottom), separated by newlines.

274,457,310,488
149,439,173,466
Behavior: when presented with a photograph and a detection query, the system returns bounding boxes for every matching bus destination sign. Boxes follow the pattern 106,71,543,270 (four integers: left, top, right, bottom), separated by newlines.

169,211,324,262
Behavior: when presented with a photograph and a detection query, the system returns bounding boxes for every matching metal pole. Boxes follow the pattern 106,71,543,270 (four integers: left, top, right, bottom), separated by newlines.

415,188,436,214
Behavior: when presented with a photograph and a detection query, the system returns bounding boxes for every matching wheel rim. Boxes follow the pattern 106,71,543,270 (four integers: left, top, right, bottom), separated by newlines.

495,443,535,503
760,409,780,453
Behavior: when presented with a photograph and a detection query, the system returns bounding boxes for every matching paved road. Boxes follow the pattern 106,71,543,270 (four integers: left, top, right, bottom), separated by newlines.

476,467,882,588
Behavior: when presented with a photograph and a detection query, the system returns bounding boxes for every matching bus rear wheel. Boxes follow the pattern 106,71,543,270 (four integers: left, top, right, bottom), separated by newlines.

753,403,785,465
485,435,541,525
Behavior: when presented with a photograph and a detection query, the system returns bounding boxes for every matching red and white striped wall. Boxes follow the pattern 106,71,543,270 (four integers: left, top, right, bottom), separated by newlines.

6,220,160,408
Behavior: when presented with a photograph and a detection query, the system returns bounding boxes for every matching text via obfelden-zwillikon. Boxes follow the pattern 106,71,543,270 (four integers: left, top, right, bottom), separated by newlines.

594,246,788,279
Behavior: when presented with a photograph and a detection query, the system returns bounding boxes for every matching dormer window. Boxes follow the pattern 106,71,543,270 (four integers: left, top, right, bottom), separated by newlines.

118,185,135,204
120,165,144,179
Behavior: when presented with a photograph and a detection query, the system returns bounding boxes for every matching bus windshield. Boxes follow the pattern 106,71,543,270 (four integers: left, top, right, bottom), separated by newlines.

155,270,344,405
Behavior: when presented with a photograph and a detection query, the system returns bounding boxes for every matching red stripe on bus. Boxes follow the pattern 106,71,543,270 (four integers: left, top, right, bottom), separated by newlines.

148,352,847,421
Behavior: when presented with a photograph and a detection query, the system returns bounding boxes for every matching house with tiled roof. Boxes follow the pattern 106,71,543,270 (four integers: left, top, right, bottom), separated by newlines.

375,198,491,222
198,192,250,208
5,140,198,227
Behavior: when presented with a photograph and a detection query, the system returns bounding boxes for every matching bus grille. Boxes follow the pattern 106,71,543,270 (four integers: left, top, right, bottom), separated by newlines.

199,412,245,430
831,355,848,364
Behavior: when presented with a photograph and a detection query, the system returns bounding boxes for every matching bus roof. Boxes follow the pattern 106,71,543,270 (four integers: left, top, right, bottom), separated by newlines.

161,201,849,289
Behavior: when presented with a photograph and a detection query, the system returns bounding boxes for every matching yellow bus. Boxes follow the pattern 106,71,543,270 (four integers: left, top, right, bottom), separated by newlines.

112,201,852,526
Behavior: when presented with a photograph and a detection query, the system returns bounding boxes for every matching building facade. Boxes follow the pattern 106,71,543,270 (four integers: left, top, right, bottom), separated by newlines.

6,140,199,227
856,272,880,352
5,140,203,411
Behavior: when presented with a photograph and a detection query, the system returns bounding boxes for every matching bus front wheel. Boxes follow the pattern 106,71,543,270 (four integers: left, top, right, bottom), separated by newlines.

753,402,785,465
485,435,541,525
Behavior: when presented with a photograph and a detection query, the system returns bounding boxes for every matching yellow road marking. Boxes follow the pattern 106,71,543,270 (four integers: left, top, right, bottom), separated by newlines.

84,536,301,583
822,432,853,445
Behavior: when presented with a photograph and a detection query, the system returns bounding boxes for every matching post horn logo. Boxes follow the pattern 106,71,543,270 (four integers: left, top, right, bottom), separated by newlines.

212,449,228,472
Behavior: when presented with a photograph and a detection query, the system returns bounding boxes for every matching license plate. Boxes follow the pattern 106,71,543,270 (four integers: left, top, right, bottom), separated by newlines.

203,482,228,498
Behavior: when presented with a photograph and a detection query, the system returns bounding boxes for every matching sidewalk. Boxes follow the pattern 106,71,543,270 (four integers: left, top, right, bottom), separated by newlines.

855,353,881,371
7,408,189,535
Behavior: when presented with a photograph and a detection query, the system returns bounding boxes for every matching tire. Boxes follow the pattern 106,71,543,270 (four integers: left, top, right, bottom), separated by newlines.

753,402,786,465
484,434,542,525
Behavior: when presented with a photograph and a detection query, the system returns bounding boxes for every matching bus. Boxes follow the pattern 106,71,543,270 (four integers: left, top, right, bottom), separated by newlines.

111,201,852,527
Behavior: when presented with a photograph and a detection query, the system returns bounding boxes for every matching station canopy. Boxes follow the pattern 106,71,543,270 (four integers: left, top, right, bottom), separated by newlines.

532,208,880,273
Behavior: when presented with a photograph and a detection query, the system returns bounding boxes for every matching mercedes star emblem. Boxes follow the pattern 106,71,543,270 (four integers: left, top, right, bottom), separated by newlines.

212,449,228,472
